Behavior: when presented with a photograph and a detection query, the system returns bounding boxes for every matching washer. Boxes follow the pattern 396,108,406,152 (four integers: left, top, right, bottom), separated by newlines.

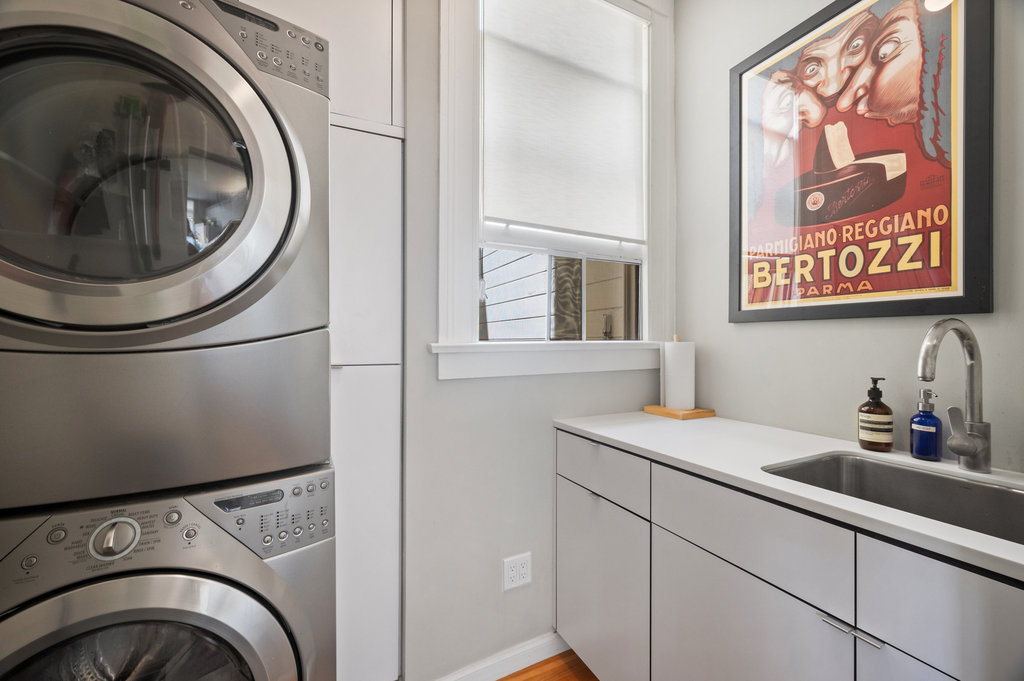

0,0,331,508
0,465,335,681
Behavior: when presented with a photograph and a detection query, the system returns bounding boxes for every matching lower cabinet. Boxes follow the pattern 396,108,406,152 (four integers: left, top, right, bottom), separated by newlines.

651,525,853,681
857,535,1024,680
555,429,1024,681
556,476,650,681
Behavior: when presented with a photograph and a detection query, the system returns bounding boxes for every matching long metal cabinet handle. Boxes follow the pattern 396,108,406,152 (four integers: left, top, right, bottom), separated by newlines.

819,615,853,635
851,629,885,650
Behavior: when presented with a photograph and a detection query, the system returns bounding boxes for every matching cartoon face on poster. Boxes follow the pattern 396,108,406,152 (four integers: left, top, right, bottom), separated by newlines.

740,0,960,311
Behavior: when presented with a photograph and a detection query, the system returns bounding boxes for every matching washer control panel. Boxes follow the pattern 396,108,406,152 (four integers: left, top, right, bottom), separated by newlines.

197,0,329,97
0,466,334,612
185,468,334,558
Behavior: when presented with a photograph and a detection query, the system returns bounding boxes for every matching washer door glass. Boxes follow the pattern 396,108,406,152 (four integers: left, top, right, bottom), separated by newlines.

0,574,300,681
1,621,254,681
0,48,251,283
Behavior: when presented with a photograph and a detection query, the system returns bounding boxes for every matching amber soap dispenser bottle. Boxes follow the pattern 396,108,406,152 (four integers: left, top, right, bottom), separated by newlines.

858,377,894,452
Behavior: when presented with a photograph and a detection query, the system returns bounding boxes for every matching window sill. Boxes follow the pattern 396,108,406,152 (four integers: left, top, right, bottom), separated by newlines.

429,341,661,380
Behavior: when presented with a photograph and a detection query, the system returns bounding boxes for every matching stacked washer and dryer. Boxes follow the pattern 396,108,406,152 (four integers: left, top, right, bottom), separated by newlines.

0,1,335,679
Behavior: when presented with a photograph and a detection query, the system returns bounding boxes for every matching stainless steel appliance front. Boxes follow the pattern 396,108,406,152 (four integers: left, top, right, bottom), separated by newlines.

0,0,331,507
0,466,336,681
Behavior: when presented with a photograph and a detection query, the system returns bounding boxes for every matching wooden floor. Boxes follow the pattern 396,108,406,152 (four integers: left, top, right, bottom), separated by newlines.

498,650,599,681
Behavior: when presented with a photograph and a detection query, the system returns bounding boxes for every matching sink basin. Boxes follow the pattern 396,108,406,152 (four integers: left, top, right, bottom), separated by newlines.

763,451,1024,544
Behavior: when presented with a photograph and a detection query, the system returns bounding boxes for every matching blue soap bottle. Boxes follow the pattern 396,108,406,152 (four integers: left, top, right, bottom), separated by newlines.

910,388,942,461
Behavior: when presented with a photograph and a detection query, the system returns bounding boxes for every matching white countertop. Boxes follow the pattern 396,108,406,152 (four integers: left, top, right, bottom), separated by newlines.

554,411,1024,583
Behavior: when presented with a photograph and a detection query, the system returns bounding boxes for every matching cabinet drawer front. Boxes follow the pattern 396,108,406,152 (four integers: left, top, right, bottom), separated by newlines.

556,431,650,518
858,535,1024,681
557,476,650,681
652,525,853,681
651,463,854,622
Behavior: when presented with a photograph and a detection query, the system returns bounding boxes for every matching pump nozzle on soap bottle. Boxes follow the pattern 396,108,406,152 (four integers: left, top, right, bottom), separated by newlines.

858,377,893,452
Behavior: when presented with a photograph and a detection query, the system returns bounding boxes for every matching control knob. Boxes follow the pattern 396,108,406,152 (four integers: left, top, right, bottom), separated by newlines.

90,518,141,560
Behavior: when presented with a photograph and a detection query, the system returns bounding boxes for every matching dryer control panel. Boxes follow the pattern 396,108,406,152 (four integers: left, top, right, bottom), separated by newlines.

198,0,329,97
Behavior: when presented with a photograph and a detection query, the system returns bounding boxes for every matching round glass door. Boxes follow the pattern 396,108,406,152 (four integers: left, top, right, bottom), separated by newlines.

0,11,294,330
0,574,299,681
0,44,252,283
2,621,254,681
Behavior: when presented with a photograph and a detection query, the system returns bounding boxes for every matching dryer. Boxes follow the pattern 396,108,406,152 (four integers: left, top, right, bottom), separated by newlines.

0,465,335,681
0,0,331,508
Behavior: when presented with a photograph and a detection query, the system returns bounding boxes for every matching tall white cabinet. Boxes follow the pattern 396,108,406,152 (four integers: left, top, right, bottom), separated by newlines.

328,124,403,681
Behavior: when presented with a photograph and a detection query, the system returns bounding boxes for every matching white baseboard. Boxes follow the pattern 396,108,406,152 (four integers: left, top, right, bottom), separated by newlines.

432,632,569,681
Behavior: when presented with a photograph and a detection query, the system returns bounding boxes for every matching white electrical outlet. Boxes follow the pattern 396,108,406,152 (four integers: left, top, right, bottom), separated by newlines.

502,552,532,591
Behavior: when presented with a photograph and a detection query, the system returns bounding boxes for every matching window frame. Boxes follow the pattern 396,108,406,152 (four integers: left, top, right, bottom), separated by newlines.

433,0,675,380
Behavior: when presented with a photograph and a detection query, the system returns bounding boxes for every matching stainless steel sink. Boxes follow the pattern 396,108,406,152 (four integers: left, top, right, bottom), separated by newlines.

763,451,1024,544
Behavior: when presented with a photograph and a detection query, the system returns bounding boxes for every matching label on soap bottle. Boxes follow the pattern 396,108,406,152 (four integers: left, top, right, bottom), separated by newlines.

858,413,894,443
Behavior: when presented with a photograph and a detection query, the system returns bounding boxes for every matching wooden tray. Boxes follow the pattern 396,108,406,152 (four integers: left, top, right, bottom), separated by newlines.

643,405,716,421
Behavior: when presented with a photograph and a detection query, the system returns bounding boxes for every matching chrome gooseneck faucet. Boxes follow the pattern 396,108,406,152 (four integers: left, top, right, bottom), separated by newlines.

917,318,991,473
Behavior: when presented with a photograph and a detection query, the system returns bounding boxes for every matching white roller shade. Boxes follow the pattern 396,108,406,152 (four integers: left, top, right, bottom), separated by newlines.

482,0,648,246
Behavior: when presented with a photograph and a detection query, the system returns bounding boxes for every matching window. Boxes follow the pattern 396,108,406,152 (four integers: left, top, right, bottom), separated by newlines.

479,249,640,341
435,0,674,378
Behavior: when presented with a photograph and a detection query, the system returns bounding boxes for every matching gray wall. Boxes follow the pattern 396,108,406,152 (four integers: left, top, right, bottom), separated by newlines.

403,1,658,679
677,0,1024,471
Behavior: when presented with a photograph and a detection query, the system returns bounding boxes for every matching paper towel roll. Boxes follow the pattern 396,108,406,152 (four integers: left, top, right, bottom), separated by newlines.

663,341,695,410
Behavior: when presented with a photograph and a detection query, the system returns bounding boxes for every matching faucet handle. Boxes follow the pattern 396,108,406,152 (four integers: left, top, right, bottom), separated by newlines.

947,405,966,434
946,406,980,459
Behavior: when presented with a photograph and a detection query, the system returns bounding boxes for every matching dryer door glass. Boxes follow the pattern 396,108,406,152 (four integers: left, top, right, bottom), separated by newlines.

1,621,255,681
0,46,252,283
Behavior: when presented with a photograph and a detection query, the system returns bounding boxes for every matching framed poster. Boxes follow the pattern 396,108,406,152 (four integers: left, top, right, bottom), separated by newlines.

729,0,993,322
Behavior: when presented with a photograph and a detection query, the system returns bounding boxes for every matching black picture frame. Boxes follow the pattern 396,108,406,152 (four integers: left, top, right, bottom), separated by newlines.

729,0,993,322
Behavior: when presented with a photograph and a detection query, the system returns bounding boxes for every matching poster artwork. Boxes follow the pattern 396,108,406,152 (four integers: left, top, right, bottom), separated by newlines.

742,0,959,309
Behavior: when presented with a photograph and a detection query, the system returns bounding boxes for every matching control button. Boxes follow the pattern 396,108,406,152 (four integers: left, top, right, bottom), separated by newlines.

314,41,325,52
320,480,329,490
262,534,273,546
308,523,315,531
316,75,324,83
236,517,245,526
47,528,67,544
302,70,311,77
301,35,311,45
306,483,315,493
278,530,289,541
164,511,182,526
292,486,302,497
256,50,268,61
21,554,38,570
321,519,329,528
272,56,283,66
182,527,198,541
179,1,193,9
239,30,248,39
293,526,302,537
287,29,297,39
289,64,297,71
91,519,140,560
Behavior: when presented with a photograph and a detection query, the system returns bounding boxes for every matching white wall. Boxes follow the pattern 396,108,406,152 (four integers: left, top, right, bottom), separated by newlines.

403,1,659,679
676,0,1024,471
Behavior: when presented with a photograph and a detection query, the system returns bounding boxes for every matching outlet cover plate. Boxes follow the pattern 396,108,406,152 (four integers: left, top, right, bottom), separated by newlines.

503,551,532,590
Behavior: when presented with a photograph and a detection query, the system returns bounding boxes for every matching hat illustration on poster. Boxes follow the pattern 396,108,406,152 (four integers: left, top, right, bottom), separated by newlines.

775,122,907,226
